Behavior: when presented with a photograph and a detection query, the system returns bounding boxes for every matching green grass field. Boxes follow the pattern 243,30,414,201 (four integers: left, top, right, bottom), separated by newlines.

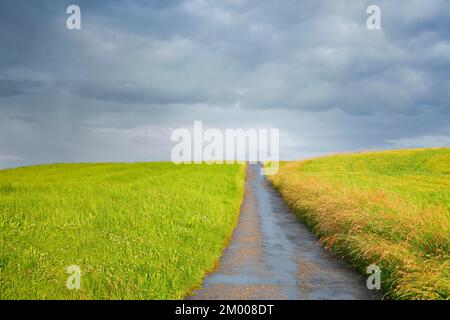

0,162,246,299
269,148,450,300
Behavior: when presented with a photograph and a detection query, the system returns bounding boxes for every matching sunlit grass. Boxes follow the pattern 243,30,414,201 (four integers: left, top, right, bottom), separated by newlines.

268,148,450,300
0,162,246,299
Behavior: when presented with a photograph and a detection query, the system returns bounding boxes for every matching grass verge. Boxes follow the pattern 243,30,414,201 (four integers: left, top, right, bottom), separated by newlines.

267,148,449,300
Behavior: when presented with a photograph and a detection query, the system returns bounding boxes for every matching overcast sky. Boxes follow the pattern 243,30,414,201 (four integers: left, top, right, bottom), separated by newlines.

1,0,449,168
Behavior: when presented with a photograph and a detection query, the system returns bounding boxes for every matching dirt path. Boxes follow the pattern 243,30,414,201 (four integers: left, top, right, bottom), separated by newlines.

189,164,380,300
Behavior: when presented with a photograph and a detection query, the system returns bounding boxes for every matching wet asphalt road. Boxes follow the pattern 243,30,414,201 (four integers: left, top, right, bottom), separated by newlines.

190,164,380,300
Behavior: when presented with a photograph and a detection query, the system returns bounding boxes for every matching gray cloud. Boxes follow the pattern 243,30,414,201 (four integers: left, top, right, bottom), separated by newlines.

0,79,41,97
0,0,449,168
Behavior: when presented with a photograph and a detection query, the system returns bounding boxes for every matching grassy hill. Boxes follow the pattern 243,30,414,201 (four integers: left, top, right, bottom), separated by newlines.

0,163,246,299
269,148,450,299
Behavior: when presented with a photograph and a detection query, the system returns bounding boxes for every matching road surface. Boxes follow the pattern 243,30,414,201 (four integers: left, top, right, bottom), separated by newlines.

189,164,380,300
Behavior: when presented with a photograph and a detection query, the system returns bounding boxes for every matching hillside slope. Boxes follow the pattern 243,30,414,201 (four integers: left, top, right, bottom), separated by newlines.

269,148,450,299
0,163,246,299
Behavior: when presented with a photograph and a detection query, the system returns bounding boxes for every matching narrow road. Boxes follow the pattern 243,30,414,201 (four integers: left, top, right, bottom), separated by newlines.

190,164,380,300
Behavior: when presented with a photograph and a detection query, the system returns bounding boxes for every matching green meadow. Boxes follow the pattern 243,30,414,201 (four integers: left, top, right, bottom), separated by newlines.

269,148,450,299
0,163,246,299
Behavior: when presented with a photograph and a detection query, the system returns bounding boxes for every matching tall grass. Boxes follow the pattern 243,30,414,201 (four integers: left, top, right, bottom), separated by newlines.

0,162,246,299
268,148,450,300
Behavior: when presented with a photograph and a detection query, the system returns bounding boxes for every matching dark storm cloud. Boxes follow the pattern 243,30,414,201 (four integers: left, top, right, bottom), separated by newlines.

0,0,449,168
0,79,41,97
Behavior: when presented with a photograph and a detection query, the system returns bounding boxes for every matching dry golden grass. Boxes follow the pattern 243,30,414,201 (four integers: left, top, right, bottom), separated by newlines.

269,148,450,300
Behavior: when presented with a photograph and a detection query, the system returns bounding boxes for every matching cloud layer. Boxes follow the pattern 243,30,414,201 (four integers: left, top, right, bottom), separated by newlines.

1,0,449,168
